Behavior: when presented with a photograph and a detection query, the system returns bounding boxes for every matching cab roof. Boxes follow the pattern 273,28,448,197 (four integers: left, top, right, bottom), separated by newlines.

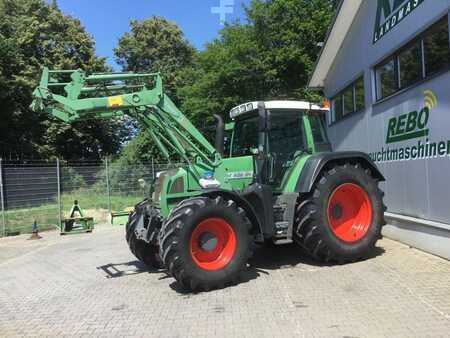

230,100,329,120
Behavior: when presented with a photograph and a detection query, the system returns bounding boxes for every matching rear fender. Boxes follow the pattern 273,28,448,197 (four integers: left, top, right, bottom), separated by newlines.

295,151,385,193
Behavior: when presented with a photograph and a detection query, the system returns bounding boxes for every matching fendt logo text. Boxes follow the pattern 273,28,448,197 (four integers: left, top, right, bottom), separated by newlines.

373,0,425,44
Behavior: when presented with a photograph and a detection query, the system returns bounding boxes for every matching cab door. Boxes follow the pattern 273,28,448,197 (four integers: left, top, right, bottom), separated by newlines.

265,110,308,189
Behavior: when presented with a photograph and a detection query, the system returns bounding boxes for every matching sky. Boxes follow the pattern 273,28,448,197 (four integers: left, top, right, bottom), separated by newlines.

55,0,251,69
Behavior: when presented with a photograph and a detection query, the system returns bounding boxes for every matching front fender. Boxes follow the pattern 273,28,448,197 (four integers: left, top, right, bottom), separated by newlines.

201,186,273,240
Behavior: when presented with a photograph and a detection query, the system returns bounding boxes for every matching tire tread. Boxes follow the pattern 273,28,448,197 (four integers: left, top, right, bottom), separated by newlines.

159,196,252,291
294,163,386,263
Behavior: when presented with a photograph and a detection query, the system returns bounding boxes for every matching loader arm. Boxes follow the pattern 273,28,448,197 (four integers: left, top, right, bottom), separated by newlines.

31,68,221,178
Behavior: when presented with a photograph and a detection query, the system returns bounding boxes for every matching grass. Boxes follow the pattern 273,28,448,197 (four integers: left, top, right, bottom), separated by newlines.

0,188,146,236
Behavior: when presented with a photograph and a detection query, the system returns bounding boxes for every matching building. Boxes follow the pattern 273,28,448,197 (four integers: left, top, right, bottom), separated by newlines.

309,0,450,259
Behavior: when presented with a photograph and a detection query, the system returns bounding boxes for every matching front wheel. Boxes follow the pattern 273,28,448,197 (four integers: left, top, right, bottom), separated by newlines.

158,196,252,291
126,200,163,269
294,162,386,263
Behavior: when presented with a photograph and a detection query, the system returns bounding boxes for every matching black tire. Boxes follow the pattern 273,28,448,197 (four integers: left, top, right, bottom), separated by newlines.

294,162,386,263
126,200,163,269
158,196,252,291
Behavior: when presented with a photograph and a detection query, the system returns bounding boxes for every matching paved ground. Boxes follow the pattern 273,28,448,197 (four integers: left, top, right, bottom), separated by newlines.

0,225,449,338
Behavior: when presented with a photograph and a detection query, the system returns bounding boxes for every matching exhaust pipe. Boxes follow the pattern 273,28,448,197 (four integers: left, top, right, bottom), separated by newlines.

213,114,225,156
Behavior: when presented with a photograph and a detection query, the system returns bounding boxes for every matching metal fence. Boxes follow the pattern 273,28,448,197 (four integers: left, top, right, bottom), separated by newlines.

0,158,178,237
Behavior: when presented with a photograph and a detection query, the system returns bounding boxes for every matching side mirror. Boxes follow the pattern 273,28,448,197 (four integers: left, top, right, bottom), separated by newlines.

213,114,225,155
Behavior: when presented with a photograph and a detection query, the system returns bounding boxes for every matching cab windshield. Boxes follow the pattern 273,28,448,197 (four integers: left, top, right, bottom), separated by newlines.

231,110,306,159
230,109,330,187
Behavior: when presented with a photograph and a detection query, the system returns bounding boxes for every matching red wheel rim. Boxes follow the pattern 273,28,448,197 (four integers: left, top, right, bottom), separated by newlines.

327,183,372,242
189,218,237,271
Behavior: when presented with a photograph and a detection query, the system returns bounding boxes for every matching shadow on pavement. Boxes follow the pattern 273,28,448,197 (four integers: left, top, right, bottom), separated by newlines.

98,243,385,292
97,260,161,278
169,244,385,295
168,267,261,296
249,243,385,270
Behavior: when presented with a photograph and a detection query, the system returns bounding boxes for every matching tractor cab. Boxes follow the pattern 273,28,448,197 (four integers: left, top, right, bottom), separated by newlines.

228,101,330,188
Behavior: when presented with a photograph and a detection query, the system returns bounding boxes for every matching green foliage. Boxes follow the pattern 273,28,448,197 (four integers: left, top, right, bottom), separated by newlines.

178,24,266,126
36,0,335,165
61,167,86,190
246,0,335,97
0,0,125,160
0,0,337,164
178,0,337,125
89,159,151,198
114,16,196,163
114,16,195,103
3,192,145,234
115,132,161,165
107,163,150,197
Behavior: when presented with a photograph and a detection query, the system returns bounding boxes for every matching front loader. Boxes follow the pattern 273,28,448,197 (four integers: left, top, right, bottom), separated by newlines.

32,68,386,291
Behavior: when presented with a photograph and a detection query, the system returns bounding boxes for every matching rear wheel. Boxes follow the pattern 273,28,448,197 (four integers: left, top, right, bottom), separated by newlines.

126,200,163,269
294,162,386,263
159,196,252,291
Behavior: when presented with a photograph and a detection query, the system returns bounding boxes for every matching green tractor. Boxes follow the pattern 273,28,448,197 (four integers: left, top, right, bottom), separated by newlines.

32,69,386,291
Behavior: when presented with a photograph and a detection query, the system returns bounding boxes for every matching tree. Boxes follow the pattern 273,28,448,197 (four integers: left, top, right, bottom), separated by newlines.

178,0,337,124
114,16,195,103
179,24,267,126
177,24,267,127
246,0,336,98
114,1,337,163
114,16,195,163
0,0,126,160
